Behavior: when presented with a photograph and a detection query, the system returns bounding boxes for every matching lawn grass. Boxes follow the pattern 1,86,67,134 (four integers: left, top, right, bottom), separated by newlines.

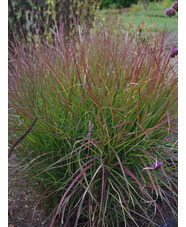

120,15,177,31
95,7,178,32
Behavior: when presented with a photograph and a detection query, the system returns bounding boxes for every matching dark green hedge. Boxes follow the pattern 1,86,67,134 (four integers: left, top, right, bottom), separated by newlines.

99,0,162,9
100,0,138,9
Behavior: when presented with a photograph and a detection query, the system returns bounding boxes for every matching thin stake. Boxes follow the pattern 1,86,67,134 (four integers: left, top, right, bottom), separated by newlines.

8,117,39,158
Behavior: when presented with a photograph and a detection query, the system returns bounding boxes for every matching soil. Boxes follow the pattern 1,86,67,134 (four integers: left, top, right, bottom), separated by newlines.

8,154,52,227
164,31,178,49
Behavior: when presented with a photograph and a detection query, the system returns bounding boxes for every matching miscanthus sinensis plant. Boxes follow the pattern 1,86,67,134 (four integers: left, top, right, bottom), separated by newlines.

9,26,177,226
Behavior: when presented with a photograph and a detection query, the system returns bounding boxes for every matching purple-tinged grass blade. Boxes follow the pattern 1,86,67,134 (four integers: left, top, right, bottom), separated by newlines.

51,163,94,227
112,121,132,128
74,164,103,227
151,116,178,129
88,193,92,227
141,159,159,198
52,154,102,200
82,85,100,106
157,127,178,133
87,120,94,139
122,165,144,191
114,151,134,206
137,147,156,161
63,207,78,227
166,111,171,133
98,161,105,226
39,55,68,95
30,186,51,227
9,186,28,216
159,148,178,161
52,86,78,122
61,185,82,225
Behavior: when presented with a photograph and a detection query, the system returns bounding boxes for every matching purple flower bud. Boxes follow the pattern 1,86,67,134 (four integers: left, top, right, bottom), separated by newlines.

172,1,178,12
152,161,163,169
169,47,178,58
165,8,176,17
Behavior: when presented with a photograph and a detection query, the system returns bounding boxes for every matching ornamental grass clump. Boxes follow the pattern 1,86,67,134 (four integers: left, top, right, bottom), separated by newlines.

9,26,178,226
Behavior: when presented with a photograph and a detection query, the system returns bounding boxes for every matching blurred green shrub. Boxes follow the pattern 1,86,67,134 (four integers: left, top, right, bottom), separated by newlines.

8,0,97,41
99,0,175,9
100,0,138,9
139,0,175,10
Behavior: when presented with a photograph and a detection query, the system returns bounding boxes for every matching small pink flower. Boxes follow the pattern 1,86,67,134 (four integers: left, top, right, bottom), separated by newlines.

172,1,178,12
165,8,176,17
152,161,163,169
170,47,178,58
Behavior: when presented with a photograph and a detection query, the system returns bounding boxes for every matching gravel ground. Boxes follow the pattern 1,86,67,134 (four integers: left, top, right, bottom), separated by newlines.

164,31,178,49
8,154,52,227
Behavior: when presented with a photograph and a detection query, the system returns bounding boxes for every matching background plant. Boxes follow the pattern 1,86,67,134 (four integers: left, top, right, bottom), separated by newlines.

99,0,175,9
8,0,97,42
100,0,138,9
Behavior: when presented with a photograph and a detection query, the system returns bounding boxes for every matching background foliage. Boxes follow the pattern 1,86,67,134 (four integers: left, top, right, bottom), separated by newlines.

99,0,176,9
100,0,138,9
8,0,97,41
